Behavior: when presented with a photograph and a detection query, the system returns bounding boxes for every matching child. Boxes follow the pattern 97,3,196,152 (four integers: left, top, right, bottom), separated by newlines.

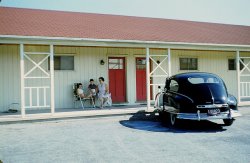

76,83,85,98
88,79,97,106
88,79,97,96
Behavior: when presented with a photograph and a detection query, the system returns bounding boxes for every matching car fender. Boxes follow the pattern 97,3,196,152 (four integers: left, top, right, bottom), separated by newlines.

155,91,194,114
228,94,238,110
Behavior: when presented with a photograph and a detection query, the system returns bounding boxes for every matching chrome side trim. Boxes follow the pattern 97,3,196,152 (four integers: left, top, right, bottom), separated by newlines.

168,91,194,103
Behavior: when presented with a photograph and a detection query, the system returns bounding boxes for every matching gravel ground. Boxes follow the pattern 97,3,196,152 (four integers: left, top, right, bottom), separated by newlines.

0,108,250,163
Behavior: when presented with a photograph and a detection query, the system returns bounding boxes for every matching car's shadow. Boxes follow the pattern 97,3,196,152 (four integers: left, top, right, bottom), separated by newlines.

119,111,227,133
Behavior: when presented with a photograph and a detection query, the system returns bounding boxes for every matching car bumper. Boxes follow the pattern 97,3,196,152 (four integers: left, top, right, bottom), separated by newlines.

176,109,241,121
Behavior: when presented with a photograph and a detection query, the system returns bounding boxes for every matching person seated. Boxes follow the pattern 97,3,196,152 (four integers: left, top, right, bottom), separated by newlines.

88,79,97,96
97,77,109,109
76,83,91,99
88,79,97,105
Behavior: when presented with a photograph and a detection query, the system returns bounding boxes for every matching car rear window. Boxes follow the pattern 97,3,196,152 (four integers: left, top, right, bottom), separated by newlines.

188,77,220,84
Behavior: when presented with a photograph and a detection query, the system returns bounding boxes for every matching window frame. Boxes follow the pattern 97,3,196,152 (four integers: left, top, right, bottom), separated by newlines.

108,57,125,70
136,58,146,70
179,57,198,71
48,55,75,71
169,79,179,92
228,58,244,71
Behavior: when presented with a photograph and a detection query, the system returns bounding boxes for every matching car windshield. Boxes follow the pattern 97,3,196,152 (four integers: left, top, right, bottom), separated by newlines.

187,77,221,84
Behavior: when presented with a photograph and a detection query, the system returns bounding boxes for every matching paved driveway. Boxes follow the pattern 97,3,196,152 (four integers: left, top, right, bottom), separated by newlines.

0,109,250,163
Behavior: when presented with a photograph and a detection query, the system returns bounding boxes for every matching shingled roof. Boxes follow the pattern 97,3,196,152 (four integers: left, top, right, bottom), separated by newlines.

1,7,250,45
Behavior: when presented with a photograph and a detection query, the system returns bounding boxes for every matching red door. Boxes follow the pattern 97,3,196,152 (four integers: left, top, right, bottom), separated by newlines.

108,57,126,102
136,58,147,101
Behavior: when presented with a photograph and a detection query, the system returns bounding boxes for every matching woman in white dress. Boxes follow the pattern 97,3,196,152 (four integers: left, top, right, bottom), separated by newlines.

97,77,109,109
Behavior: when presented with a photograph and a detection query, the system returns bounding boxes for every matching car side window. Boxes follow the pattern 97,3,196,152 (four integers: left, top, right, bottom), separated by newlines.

169,80,179,92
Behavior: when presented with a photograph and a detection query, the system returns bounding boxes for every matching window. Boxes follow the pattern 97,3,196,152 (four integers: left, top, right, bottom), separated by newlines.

180,58,198,70
48,56,74,70
136,58,146,70
108,58,124,69
228,59,244,70
188,77,220,84
169,80,179,92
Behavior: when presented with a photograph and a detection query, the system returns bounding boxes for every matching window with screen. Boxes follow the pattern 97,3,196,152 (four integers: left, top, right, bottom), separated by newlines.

228,58,244,70
179,58,198,70
48,56,74,70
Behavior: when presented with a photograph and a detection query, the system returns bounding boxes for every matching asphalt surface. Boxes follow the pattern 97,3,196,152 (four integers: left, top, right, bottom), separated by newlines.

0,110,250,163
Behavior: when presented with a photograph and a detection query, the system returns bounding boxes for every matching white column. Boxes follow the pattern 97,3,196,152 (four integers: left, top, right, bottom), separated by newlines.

168,48,171,77
50,44,55,115
146,47,150,111
20,44,25,117
236,50,241,104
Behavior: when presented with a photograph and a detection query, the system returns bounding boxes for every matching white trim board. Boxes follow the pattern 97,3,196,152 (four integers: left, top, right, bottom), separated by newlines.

1,35,250,51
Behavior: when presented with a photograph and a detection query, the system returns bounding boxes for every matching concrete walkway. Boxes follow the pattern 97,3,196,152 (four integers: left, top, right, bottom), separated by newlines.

0,105,249,124
0,105,155,124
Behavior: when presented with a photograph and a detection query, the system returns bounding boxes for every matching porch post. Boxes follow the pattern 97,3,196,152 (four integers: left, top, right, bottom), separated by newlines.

20,44,25,117
50,44,55,115
146,47,150,111
236,50,241,104
168,48,171,77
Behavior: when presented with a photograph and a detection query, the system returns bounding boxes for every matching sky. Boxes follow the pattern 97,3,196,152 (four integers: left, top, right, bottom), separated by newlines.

1,0,250,26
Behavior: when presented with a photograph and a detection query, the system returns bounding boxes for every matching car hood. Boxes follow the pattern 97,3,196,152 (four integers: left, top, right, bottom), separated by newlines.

186,84,228,105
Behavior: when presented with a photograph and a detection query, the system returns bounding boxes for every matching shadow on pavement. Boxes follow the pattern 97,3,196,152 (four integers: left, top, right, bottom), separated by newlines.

119,110,226,133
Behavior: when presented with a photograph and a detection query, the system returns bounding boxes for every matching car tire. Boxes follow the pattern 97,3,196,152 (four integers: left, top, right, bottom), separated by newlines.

159,109,180,128
223,119,234,126
159,111,166,123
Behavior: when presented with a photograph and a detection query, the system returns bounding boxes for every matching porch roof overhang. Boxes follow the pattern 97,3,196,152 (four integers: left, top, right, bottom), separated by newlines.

1,35,250,52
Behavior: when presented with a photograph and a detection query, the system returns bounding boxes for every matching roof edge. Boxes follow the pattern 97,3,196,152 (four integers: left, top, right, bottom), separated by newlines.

1,35,250,50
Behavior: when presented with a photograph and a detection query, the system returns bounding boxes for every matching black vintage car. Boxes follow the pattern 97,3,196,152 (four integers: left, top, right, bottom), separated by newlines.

155,72,241,127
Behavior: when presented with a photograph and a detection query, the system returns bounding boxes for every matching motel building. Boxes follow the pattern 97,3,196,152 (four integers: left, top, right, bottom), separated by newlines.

0,7,250,117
